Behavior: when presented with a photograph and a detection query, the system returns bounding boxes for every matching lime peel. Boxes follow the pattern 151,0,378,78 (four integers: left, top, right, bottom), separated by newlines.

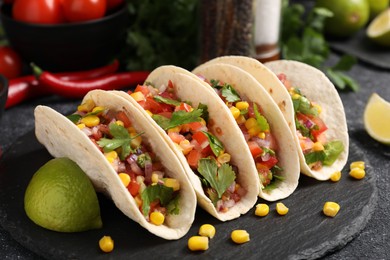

367,8,390,47
364,93,390,145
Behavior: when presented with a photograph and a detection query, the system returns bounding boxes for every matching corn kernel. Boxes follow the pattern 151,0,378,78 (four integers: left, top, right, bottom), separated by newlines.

150,211,165,225
312,142,324,152
99,236,114,253
76,123,86,130
151,173,159,184
164,178,180,191
323,202,340,217
330,171,341,182
258,132,266,139
236,101,249,110
167,126,181,133
179,140,193,155
199,118,207,126
245,118,258,130
130,132,142,148
231,230,250,244
230,106,241,119
92,106,105,115
255,203,269,217
217,153,231,164
188,236,209,251
134,195,142,207
77,99,95,112
276,202,289,215
118,173,130,187
81,115,100,127
115,120,124,127
248,125,261,136
350,161,365,170
130,91,146,102
127,126,137,134
105,151,118,163
236,115,246,124
292,93,301,100
349,168,366,180
199,224,216,239
145,110,153,117
312,103,322,114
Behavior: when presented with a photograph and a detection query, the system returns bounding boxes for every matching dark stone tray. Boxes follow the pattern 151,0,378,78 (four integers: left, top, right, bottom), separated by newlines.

0,130,377,260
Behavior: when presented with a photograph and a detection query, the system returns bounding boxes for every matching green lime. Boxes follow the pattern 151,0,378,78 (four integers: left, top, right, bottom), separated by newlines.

316,0,370,37
367,8,390,46
368,0,389,20
24,157,102,232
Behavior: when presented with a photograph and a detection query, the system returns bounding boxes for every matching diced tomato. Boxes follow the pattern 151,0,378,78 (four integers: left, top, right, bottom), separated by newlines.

260,156,278,169
157,111,173,119
144,97,172,114
187,149,203,168
310,116,328,140
176,102,192,112
192,131,208,145
247,141,263,158
128,180,140,197
168,132,186,144
134,85,150,96
116,111,132,128
277,73,292,90
187,121,204,132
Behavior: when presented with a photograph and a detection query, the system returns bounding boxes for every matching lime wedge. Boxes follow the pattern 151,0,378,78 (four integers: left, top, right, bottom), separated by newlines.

363,93,390,145
367,8,390,47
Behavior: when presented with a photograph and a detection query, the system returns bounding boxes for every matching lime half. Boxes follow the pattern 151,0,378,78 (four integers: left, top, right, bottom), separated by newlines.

363,93,390,145
367,8,390,47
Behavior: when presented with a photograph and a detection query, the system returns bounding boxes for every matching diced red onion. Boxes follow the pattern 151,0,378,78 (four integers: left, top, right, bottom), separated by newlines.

81,127,92,136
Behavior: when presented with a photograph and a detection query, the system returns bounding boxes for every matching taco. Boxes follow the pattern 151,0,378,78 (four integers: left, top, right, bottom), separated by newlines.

192,62,300,201
113,66,259,221
34,89,197,240
203,56,348,180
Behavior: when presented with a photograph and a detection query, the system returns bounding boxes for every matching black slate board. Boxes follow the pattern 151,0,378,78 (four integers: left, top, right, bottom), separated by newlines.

0,130,378,260
328,29,390,70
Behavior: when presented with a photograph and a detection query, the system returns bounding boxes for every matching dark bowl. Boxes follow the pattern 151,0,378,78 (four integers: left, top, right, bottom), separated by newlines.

0,74,8,121
0,4,130,72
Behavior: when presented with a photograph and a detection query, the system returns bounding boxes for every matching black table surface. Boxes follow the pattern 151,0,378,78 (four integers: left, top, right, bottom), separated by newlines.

1,1,390,259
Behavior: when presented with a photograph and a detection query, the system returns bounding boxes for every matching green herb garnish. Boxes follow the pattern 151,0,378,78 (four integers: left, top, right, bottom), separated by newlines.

152,108,203,130
154,96,182,106
202,131,225,157
253,103,270,132
141,185,175,217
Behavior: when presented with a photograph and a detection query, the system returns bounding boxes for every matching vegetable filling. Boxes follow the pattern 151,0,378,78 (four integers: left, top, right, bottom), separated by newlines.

129,81,245,213
68,99,180,226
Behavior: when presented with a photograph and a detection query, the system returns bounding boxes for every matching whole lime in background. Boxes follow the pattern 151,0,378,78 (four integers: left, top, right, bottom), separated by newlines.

316,0,370,38
24,157,102,232
367,0,389,20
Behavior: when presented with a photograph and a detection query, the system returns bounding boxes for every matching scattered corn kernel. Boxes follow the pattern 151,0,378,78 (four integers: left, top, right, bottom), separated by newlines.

245,118,258,130
130,91,146,102
236,101,249,110
323,202,340,217
276,202,289,215
255,203,269,217
330,171,341,182
312,142,324,152
150,211,165,226
105,151,118,163
217,153,231,164
188,236,209,251
231,230,250,244
199,224,216,239
230,106,241,119
99,236,114,253
81,115,100,127
164,178,180,191
76,123,86,130
118,173,130,187
349,167,366,180
77,99,95,112
350,161,365,170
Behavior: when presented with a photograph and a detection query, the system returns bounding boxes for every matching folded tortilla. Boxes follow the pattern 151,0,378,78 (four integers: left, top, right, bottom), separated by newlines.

264,59,349,180
34,90,197,240
113,66,259,221
192,62,300,201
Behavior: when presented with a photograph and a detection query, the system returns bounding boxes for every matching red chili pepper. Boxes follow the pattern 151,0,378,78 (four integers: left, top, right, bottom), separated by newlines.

5,60,120,109
33,65,150,98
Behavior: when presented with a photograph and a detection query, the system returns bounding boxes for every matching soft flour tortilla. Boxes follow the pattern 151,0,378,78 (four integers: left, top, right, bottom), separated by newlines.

264,60,349,180
34,90,196,240
114,66,259,221
192,63,300,201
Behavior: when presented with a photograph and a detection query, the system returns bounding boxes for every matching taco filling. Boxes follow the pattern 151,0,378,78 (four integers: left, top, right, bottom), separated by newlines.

128,81,246,213
277,73,344,171
204,79,284,190
67,99,180,226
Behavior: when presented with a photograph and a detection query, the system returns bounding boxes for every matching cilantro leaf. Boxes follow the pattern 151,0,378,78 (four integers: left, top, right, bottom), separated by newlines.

323,141,344,166
141,185,174,217
67,114,82,124
154,96,182,106
202,131,225,157
253,103,270,131
152,108,203,130
221,84,241,103
304,151,326,165
197,158,236,199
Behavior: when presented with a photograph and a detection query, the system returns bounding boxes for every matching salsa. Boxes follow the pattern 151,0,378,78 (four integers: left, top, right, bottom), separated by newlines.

129,81,245,213
67,99,180,225
206,79,283,189
278,73,344,170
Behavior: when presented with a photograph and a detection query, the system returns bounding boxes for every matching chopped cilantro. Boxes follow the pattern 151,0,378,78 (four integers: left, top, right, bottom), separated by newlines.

152,108,203,130
141,185,175,217
154,96,182,106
